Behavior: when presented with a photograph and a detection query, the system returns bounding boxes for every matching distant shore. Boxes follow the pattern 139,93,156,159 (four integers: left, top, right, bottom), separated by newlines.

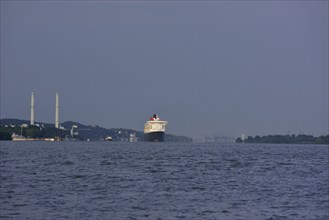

236,134,328,145
0,118,192,142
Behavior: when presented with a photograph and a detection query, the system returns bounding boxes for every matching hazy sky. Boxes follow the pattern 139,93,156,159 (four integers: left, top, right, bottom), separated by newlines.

1,1,328,139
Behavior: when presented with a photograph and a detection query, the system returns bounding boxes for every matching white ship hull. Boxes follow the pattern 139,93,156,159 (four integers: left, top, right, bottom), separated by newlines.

144,114,168,142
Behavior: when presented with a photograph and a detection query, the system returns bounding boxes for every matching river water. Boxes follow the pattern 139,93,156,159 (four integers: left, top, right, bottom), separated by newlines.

0,142,328,219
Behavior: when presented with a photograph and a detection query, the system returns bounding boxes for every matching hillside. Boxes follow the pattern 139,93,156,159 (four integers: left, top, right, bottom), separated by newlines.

0,118,192,142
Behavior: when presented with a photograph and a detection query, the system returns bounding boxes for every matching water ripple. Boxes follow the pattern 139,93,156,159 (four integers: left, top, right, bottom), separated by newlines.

0,142,328,219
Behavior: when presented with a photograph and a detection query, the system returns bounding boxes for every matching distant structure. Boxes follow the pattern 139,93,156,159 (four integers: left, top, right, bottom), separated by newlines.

241,134,246,142
129,131,137,142
30,92,35,125
204,132,235,143
55,93,59,128
70,125,78,138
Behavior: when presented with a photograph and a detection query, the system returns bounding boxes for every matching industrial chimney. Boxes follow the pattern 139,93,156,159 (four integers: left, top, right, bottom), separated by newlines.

55,93,59,128
30,92,35,125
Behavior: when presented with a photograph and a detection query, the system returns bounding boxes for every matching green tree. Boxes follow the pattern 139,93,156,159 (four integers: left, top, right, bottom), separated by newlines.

25,125,43,138
0,130,12,140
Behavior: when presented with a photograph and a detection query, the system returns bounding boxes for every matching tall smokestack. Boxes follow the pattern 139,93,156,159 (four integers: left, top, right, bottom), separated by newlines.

30,92,35,125
55,93,59,128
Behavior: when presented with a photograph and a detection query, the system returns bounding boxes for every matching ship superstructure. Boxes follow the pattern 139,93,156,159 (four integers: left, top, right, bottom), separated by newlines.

144,114,168,142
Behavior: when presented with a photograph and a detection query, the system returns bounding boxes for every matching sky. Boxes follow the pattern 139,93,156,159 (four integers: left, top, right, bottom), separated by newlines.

1,1,328,139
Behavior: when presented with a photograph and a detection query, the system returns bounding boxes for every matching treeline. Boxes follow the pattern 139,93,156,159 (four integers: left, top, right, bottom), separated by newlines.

236,134,329,145
0,125,69,140
0,118,192,142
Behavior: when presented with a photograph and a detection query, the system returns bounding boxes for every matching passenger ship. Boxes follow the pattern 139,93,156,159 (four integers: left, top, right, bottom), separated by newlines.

144,114,168,142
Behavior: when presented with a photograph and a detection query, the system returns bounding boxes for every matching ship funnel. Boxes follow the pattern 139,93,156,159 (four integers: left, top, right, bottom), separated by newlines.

55,93,59,128
30,92,35,125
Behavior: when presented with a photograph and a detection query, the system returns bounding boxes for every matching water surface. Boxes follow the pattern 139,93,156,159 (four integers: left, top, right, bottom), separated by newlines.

1,142,328,219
